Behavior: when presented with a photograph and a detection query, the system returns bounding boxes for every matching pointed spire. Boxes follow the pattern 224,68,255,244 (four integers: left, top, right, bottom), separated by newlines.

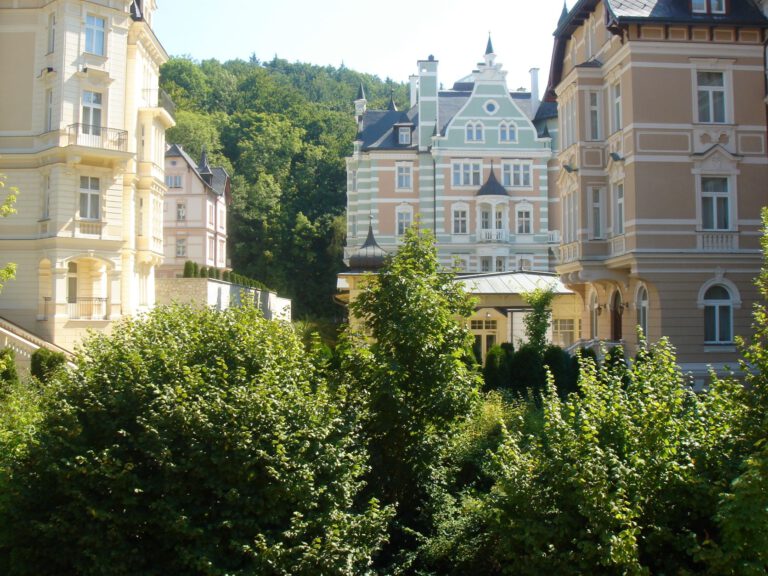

356,82,366,101
477,162,508,197
559,1,569,27
349,216,388,271
485,33,494,56
198,145,213,185
387,90,398,112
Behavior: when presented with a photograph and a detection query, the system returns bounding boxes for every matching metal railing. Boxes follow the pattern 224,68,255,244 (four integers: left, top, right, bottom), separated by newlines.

67,297,108,320
67,124,128,152
142,88,176,119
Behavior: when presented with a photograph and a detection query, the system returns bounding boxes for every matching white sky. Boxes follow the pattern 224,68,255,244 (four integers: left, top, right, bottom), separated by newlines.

153,0,571,93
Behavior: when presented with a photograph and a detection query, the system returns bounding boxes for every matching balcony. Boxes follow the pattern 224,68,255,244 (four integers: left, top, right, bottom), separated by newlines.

142,88,176,120
698,231,738,251
610,235,626,257
67,124,128,152
559,242,580,264
69,219,105,238
67,297,108,320
477,229,508,243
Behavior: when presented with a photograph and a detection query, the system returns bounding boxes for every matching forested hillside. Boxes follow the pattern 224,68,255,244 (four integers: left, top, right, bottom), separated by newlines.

160,56,409,319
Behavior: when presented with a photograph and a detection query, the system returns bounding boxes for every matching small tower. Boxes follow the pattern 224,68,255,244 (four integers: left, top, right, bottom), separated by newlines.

198,146,213,186
484,33,496,67
354,82,367,132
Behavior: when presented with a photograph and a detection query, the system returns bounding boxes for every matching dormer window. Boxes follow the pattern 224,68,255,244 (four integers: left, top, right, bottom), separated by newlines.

398,127,411,145
692,0,726,14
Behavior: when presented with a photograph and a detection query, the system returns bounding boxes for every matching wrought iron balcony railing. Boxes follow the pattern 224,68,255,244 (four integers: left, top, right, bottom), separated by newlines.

67,297,108,320
142,88,176,119
67,124,128,152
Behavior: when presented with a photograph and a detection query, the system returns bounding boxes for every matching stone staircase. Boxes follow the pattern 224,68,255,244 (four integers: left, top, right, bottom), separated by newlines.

0,317,72,374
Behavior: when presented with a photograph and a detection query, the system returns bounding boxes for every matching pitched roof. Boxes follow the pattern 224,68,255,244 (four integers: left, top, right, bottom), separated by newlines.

165,143,229,196
456,271,574,295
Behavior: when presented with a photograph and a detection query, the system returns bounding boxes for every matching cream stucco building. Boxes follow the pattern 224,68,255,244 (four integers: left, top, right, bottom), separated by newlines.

0,0,173,351
548,0,768,383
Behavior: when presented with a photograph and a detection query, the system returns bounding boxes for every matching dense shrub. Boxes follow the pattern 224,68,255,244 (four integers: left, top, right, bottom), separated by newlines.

182,260,194,278
30,348,66,383
0,349,18,396
482,344,510,391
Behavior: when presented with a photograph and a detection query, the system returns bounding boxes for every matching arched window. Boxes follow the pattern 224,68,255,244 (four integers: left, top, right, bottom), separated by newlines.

465,122,483,142
704,285,732,343
499,122,517,143
637,286,649,338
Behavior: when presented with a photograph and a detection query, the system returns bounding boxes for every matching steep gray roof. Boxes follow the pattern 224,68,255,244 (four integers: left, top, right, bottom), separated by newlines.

165,144,229,197
477,166,507,197
606,0,768,23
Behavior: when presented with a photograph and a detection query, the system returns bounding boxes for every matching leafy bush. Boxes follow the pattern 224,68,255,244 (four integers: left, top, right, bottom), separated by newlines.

30,348,66,383
508,344,545,398
0,304,389,575
182,260,195,278
0,349,18,395
482,344,510,391
199,265,207,278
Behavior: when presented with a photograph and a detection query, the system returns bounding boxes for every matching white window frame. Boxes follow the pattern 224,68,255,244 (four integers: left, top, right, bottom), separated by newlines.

515,203,533,235
452,203,469,235
703,285,733,344
696,70,727,124
613,182,625,236
398,127,411,145
502,160,532,189
452,160,482,188
85,14,106,56
480,256,492,272
82,90,102,135
207,235,215,263
590,291,599,339
612,82,622,133
699,176,731,231
176,201,186,222
47,11,56,54
396,204,413,237
499,122,518,143
396,162,413,191
589,187,606,240
587,90,601,140
79,176,100,220
465,122,484,143
693,0,725,13
175,238,187,258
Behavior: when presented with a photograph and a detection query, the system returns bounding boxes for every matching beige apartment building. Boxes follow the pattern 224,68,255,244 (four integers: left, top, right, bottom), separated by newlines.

159,144,230,278
0,0,173,351
548,0,768,382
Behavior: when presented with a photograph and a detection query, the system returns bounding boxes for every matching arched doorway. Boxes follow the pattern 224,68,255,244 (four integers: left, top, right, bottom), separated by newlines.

611,290,623,341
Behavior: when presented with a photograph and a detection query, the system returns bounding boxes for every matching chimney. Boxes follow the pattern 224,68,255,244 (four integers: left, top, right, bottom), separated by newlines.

529,67,540,117
417,55,439,151
409,74,419,108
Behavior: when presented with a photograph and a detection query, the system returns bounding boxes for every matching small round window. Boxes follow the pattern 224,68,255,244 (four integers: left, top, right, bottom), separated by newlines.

484,100,499,115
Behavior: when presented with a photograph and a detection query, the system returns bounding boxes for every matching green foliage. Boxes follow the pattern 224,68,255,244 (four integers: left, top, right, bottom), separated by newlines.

0,304,390,575
160,56,400,319
199,265,208,278
191,261,199,277
0,349,18,395
182,260,194,278
508,343,546,398
0,174,17,294
482,344,510,391
521,286,555,353
344,227,481,568
424,336,751,574
30,348,66,384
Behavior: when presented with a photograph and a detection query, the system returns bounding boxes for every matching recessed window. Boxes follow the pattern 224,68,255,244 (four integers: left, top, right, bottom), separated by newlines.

480,256,492,272
452,205,468,234
502,161,532,188
590,187,605,239
612,82,622,132
82,91,102,135
396,206,413,237
692,0,726,14
704,285,732,343
85,15,106,56
499,122,517,143
613,182,625,236
175,238,187,258
396,163,413,191
637,286,649,337
588,91,601,140
465,122,484,142
701,176,730,230
79,176,100,220
47,12,56,54
516,205,532,235
398,127,411,145
165,175,182,188
176,201,186,221
452,161,482,187
697,71,726,124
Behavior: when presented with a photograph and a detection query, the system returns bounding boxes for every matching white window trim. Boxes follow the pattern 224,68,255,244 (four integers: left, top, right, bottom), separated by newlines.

395,204,414,238
451,202,469,235
452,160,483,189
84,13,107,57
587,90,602,141
635,284,649,338
79,175,101,221
611,82,622,133
588,186,606,240
695,174,737,232
692,66,732,125
395,162,413,192
47,11,56,54
613,182,625,236
515,202,534,235
697,277,742,309
398,127,411,145
175,238,187,258
465,122,484,143
501,160,533,190
499,121,518,143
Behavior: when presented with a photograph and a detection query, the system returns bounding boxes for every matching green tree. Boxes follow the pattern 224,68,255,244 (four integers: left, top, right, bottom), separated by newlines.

482,344,510,391
0,174,17,295
521,286,555,352
0,304,390,575
345,226,481,568
29,348,66,384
